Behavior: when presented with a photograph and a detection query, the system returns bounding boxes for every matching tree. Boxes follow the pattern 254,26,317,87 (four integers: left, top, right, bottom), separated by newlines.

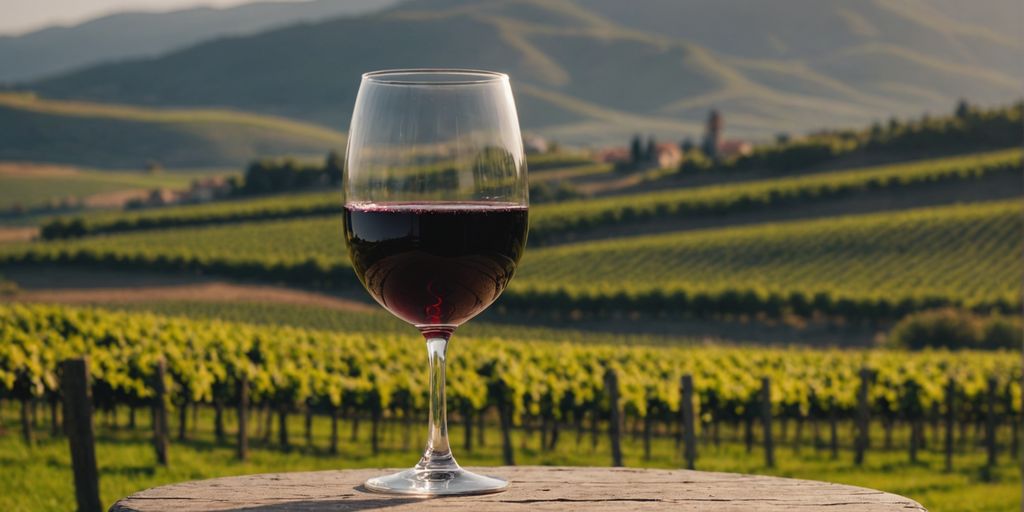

644,136,657,162
325,151,343,186
869,121,883,140
954,98,971,119
629,134,643,164
680,137,694,153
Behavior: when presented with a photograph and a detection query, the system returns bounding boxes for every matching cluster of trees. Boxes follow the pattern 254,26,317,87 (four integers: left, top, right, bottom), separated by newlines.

887,309,1021,350
628,135,659,164
529,181,583,203
237,151,343,196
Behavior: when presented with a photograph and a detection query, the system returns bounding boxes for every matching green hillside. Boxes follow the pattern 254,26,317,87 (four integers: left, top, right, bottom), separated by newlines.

5,200,1019,320
0,165,223,214
0,92,346,168
512,200,1020,313
26,0,1024,143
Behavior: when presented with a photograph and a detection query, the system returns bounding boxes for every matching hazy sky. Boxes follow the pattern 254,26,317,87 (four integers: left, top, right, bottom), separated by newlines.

1,0,307,35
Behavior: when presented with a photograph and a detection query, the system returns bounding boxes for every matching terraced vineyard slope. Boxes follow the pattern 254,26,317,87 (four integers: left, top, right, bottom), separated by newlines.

6,200,1019,321
39,148,1021,241
510,200,1021,319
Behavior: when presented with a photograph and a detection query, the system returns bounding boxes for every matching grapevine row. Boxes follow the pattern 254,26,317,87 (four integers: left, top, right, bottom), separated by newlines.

1,304,1019,430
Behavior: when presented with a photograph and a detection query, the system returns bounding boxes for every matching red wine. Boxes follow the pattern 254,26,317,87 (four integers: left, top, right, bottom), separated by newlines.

343,202,528,334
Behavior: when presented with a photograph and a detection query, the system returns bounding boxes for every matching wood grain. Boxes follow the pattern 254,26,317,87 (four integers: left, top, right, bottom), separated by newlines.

110,466,927,511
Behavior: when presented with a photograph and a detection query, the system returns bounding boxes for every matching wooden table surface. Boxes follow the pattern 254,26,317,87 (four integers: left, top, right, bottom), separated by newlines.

110,466,927,511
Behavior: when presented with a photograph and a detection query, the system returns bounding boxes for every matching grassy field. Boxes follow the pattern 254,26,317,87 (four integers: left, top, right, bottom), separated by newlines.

0,166,232,213
1,404,1017,512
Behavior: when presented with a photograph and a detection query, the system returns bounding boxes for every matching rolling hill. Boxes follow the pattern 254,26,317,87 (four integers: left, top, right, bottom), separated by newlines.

0,92,346,168
21,0,1024,144
0,0,400,83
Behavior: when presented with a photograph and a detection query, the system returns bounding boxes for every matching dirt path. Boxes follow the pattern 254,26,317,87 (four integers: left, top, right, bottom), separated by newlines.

0,227,37,243
1,266,375,313
0,162,80,177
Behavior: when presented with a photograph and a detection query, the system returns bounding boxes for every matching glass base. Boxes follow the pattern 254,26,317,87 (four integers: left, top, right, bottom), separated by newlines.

364,467,509,496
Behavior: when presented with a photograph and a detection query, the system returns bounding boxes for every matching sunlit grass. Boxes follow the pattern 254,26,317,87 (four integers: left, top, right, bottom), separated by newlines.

1,404,1017,511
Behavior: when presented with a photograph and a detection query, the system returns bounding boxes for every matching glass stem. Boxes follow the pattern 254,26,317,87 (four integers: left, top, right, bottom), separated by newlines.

416,336,459,472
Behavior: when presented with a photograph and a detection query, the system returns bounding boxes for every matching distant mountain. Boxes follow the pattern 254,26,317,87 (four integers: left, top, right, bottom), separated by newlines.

18,0,1024,145
0,92,345,168
0,0,400,83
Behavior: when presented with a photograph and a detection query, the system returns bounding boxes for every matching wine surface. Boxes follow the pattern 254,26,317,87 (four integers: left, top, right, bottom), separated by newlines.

343,202,528,332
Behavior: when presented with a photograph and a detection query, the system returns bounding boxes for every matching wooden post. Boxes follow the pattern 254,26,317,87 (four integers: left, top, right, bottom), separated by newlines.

577,408,586,446
854,368,870,466
214,397,225,444
370,400,381,455
760,377,774,468
61,358,102,512
944,378,954,472
605,369,624,467
278,408,290,451
50,397,61,437
329,406,340,455
496,382,515,466
642,411,652,461
744,415,754,454
304,405,314,448
476,407,485,448
152,358,169,466
263,403,274,443
177,396,188,441
463,404,473,452
236,374,249,461
793,415,803,454
30,399,39,429
985,376,998,470
680,374,697,470
548,418,560,451
20,397,33,446
540,415,549,451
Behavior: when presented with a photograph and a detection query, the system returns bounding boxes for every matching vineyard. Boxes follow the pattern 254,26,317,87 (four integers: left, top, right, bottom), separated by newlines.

1,301,1019,510
38,148,1021,240
2,304,1020,455
509,199,1022,319
7,200,1020,322
528,148,1021,243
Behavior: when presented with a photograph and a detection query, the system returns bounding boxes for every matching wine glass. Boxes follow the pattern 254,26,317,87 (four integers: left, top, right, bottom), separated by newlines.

342,69,528,496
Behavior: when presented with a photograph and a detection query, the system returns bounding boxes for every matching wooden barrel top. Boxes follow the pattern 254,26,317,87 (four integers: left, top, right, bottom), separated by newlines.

110,466,926,511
